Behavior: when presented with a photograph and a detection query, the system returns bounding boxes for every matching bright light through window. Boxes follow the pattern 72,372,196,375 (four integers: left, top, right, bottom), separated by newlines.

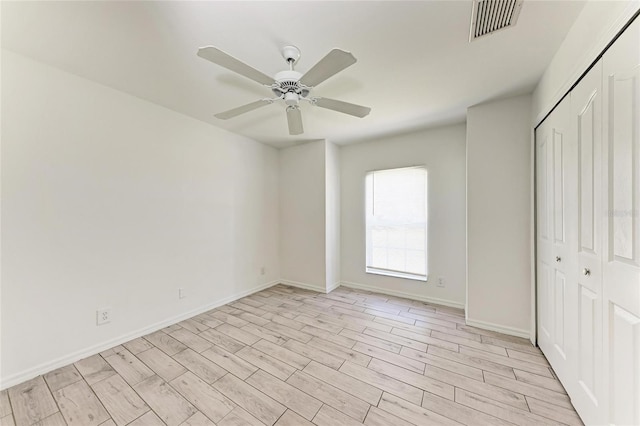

365,166,428,281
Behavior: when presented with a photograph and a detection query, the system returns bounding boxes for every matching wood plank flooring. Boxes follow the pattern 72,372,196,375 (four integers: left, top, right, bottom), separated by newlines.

0,285,583,426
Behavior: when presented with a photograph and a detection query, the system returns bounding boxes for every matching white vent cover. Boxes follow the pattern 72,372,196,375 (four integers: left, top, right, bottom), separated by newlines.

469,0,524,41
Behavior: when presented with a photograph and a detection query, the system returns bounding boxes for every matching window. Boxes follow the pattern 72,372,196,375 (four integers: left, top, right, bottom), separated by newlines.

365,166,428,281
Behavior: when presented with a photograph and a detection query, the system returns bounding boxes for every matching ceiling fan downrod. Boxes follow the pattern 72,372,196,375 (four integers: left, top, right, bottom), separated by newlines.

281,45,301,70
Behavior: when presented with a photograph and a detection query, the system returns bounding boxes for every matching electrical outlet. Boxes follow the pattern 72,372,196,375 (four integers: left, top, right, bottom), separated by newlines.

437,277,446,288
179,288,186,299
260,266,266,276
97,308,111,325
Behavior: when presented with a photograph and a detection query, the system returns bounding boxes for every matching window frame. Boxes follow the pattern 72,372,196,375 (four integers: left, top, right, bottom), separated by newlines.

364,165,429,282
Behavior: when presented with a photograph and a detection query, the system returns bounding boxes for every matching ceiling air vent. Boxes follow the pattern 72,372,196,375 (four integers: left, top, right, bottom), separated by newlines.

469,0,524,41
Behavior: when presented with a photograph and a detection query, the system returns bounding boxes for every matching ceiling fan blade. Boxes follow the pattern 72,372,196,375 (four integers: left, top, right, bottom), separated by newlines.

314,97,371,118
198,46,274,86
299,49,357,87
214,99,272,120
286,107,304,135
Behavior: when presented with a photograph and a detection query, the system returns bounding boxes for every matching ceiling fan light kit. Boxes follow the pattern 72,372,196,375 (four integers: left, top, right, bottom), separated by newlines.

197,44,371,136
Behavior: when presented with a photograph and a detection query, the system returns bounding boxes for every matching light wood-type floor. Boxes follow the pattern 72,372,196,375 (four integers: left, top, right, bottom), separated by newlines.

1,285,583,426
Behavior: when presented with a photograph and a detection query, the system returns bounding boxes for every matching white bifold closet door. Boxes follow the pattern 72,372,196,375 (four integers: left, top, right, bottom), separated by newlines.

536,15,640,426
570,60,604,425
535,96,578,391
602,18,640,426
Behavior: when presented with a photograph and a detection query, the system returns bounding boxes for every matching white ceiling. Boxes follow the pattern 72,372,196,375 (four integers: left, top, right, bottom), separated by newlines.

1,1,585,148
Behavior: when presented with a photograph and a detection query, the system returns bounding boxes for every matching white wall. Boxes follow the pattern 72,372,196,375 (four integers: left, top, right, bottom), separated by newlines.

533,0,640,123
0,50,280,388
325,141,340,292
278,140,326,291
466,94,532,337
340,124,467,308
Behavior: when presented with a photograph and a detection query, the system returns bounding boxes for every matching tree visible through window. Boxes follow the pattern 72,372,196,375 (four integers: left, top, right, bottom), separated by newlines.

365,166,428,281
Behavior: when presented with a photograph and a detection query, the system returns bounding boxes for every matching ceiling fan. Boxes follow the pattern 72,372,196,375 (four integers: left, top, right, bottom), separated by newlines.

197,45,371,135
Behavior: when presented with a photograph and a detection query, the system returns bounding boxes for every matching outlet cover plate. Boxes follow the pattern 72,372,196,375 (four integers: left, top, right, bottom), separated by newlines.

97,308,111,325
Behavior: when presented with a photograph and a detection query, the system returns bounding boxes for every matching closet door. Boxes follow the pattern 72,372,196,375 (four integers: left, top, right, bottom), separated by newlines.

570,60,605,424
602,17,640,426
536,97,578,389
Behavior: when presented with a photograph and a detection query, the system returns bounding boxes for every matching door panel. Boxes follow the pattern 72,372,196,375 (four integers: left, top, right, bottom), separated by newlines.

540,262,552,339
610,305,640,426
537,124,553,345
540,136,550,241
554,130,566,244
610,71,637,262
602,16,640,426
536,96,577,391
578,285,597,400
554,270,566,357
571,61,604,423
579,91,596,253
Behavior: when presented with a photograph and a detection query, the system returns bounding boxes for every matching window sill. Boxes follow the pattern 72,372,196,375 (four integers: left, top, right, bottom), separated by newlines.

366,267,428,282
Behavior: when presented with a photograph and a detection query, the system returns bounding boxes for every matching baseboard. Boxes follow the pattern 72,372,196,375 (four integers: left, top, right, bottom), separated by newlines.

340,281,465,310
465,317,531,339
0,280,279,390
279,279,326,293
327,281,341,293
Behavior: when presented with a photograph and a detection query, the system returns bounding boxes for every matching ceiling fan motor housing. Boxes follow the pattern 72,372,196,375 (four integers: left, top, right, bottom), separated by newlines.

272,70,309,100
